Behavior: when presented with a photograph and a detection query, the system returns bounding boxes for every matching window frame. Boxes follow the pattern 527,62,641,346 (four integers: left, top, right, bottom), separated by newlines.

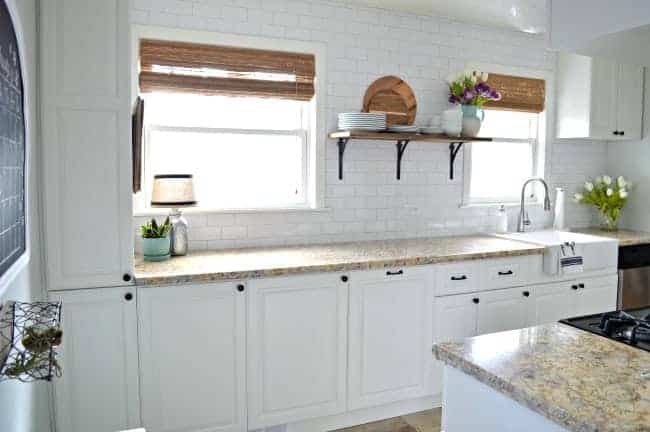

460,63,551,207
131,25,327,215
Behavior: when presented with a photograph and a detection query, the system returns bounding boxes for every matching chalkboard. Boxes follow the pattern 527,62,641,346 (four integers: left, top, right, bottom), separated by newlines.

0,0,26,278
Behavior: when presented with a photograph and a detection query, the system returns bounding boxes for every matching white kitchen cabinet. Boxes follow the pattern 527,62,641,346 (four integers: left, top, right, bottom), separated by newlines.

138,282,246,432
50,287,140,432
434,292,479,343
557,52,643,140
247,273,348,429
526,282,573,326
40,0,133,290
477,287,529,335
572,274,618,316
347,267,435,410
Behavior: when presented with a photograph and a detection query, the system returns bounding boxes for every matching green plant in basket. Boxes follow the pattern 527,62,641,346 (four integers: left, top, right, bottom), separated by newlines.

574,176,631,231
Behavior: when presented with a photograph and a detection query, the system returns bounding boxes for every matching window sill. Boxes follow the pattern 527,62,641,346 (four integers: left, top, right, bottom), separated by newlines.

133,206,331,217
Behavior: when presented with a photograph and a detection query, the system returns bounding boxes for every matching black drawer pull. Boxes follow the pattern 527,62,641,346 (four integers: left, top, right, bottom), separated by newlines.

498,270,513,276
571,284,579,290
386,270,404,276
451,275,467,281
522,291,530,297
578,283,585,289
472,297,480,304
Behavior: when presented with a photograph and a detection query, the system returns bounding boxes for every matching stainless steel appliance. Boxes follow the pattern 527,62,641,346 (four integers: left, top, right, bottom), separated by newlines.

618,244,650,309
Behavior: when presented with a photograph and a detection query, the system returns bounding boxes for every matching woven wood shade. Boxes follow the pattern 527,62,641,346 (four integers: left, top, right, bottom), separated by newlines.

139,39,315,101
484,73,545,113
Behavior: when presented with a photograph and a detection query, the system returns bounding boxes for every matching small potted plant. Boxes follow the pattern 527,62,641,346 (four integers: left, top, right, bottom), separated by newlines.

574,175,631,231
447,71,502,137
140,217,172,261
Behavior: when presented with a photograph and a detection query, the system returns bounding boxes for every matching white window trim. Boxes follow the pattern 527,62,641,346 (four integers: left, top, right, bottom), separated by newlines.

131,25,327,214
460,62,553,208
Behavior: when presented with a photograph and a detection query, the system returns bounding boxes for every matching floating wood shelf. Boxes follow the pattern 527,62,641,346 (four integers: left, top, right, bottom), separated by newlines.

328,131,493,180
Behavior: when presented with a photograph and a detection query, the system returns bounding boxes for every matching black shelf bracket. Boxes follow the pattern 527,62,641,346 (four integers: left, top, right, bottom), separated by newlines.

449,142,464,180
396,140,410,180
337,138,349,180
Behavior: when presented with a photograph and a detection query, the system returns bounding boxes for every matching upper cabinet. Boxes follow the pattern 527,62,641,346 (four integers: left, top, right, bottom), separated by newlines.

40,0,134,290
557,53,644,141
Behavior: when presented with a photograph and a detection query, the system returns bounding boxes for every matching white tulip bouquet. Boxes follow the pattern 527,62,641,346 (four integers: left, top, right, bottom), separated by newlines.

574,175,631,231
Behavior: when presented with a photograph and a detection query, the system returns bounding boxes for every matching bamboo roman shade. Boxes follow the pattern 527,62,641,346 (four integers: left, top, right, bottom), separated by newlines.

485,73,545,113
139,39,316,101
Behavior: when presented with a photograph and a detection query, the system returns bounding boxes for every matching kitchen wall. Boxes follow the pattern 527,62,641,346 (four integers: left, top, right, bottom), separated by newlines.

132,0,606,249
0,1,50,432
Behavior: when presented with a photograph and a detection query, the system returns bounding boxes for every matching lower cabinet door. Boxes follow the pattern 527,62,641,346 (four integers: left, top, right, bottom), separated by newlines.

138,282,246,432
348,267,434,410
526,282,573,326
247,274,347,429
50,287,140,432
434,292,479,342
572,274,618,317
477,287,528,335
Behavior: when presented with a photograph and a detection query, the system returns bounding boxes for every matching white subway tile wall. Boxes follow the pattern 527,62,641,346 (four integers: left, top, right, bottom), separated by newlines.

132,0,605,251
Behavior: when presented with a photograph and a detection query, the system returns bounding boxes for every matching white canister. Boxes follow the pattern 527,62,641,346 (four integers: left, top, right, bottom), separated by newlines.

496,205,508,233
442,106,462,137
553,188,566,230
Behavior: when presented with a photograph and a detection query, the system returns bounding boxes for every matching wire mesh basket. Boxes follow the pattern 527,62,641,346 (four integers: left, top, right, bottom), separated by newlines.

0,301,62,382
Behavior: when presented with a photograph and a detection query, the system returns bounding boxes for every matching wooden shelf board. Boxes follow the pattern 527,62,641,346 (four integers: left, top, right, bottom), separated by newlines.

328,131,493,143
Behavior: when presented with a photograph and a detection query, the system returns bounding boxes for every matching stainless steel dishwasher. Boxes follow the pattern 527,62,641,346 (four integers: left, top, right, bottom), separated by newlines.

618,244,650,309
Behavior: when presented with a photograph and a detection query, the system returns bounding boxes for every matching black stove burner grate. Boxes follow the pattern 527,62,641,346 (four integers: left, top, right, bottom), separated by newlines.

560,307,650,352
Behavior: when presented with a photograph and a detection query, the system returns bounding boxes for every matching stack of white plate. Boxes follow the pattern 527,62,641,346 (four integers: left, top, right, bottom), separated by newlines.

387,125,419,133
338,112,386,131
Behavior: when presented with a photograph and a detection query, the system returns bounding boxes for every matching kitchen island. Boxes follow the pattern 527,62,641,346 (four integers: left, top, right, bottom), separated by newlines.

434,323,650,432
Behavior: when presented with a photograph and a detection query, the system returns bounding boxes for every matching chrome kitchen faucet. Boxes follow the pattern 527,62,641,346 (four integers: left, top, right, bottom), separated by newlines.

517,178,552,232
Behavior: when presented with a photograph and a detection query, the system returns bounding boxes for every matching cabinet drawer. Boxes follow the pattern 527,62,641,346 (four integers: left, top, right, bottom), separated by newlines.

435,262,480,296
482,256,530,289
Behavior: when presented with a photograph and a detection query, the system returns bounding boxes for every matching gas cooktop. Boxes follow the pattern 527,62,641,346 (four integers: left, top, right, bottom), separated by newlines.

561,308,650,352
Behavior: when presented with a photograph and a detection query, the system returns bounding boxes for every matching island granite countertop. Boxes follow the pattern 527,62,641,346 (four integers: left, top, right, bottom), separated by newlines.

434,323,650,432
134,234,544,286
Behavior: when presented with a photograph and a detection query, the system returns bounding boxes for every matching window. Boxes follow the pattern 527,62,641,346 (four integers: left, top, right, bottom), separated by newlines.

463,73,546,205
135,37,319,212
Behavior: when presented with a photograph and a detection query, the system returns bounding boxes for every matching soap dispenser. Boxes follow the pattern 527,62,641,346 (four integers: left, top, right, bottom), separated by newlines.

496,205,508,233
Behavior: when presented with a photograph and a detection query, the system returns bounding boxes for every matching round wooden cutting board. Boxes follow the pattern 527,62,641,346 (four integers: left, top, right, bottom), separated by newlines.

362,76,417,126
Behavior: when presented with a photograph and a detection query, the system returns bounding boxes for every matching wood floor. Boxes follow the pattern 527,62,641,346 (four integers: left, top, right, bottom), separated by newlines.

333,409,441,432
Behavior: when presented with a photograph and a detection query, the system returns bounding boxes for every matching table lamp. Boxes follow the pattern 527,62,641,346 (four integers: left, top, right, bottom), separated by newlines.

151,174,196,256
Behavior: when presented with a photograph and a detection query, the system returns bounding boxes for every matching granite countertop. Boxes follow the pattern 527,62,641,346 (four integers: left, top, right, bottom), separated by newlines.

573,228,650,246
434,323,650,432
134,235,544,285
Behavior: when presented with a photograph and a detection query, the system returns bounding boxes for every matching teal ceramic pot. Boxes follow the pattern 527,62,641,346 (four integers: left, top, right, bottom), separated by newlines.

461,105,485,137
143,236,171,261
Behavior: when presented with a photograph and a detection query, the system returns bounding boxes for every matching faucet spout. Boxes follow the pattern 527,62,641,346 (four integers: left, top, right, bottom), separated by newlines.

517,178,552,232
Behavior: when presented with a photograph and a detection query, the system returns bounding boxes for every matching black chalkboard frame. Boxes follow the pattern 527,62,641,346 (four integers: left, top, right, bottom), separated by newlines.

0,0,28,292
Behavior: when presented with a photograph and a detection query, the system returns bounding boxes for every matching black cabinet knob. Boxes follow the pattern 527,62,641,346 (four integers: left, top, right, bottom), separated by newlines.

122,273,132,282
523,291,530,297
613,131,619,135
237,284,245,292
578,283,585,289
620,131,625,136
124,292,133,301
472,297,480,304
571,284,579,290
341,275,349,283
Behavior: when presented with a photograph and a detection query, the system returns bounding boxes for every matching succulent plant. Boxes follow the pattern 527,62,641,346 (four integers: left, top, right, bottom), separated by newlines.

140,217,172,239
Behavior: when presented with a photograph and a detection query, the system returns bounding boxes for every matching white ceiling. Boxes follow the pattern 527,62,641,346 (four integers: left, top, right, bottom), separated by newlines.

345,0,548,34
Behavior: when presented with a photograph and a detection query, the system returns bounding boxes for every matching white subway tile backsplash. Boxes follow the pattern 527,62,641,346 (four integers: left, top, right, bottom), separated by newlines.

132,0,606,249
